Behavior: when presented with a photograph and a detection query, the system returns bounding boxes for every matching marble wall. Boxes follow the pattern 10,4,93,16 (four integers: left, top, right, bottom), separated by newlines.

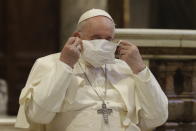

115,28,196,131
150,60,196,131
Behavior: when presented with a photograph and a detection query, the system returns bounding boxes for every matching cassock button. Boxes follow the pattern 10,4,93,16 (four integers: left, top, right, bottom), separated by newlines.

123,118,131,126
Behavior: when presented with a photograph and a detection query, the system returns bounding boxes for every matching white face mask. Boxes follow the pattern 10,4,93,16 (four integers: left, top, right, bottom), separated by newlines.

81,39,118,68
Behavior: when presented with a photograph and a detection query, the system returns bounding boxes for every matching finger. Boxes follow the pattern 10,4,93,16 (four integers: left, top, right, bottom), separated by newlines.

79,41,83,52
118,44,132,51
119,40,136,47
119,43,131,48
73,37,83,53
77,38,83,51
119,45,129,50
75,47,81,55
75,38,83,49
119,42,131,47
119,54,126,60
76,44,82,52
66,37,77,46
119,49,129,55
119,40,130,45
73,37,83,47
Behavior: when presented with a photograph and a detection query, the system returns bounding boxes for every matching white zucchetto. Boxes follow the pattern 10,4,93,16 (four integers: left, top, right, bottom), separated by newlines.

78,9,113,24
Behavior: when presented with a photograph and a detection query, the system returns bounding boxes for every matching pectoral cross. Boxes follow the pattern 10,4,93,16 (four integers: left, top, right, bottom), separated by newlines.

97,102,113,124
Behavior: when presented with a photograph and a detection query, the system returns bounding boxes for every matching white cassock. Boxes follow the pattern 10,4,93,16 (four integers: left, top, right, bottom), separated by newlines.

15,53,168,131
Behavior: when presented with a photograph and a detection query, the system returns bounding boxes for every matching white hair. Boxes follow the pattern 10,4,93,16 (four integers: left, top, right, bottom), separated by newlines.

75,20,87,32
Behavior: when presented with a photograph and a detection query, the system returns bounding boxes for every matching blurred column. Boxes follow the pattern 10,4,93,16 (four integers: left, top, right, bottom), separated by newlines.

0,0,4,52
107,0,124,28
60,0,108,48
128,0,152,28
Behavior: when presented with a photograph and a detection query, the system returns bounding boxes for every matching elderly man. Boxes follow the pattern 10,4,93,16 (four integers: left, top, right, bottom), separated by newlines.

15,9,168,131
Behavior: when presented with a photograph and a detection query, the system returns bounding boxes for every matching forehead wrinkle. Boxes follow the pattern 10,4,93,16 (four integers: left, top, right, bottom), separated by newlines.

88,16,115,28
81,16,115,31
78,16,115,40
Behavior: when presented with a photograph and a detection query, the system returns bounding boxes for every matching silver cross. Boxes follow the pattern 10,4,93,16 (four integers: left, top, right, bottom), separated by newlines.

97,103,113,124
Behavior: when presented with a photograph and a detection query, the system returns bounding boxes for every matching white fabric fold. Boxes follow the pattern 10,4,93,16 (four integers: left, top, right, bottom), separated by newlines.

15,53,83,128
133,67,168,130
15,53,168,131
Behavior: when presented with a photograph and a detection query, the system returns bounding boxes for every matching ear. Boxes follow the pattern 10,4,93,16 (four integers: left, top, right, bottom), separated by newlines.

72,32,81,38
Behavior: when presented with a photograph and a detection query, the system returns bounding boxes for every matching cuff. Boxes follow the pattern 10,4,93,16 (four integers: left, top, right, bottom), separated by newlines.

135,67,149,80
58,59,73,73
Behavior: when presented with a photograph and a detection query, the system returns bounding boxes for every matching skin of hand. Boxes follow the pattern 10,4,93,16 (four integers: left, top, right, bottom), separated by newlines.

60,37,82,68
118,41,146,74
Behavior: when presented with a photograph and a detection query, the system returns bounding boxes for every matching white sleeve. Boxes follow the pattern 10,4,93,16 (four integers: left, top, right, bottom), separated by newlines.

32,59,74,112
26,98,56,124
134,67,168,130
15,57,77,128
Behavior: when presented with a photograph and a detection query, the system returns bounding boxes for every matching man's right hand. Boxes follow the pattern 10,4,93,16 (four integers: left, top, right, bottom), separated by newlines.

60,37,82,68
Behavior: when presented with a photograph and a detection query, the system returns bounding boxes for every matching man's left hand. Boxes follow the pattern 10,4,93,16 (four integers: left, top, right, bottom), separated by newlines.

119,40,146,74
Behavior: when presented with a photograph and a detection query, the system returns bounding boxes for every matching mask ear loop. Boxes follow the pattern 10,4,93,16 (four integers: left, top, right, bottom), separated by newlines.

112,40,121,46
79,40,85,58
117,40,121,45
114,40,122,59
